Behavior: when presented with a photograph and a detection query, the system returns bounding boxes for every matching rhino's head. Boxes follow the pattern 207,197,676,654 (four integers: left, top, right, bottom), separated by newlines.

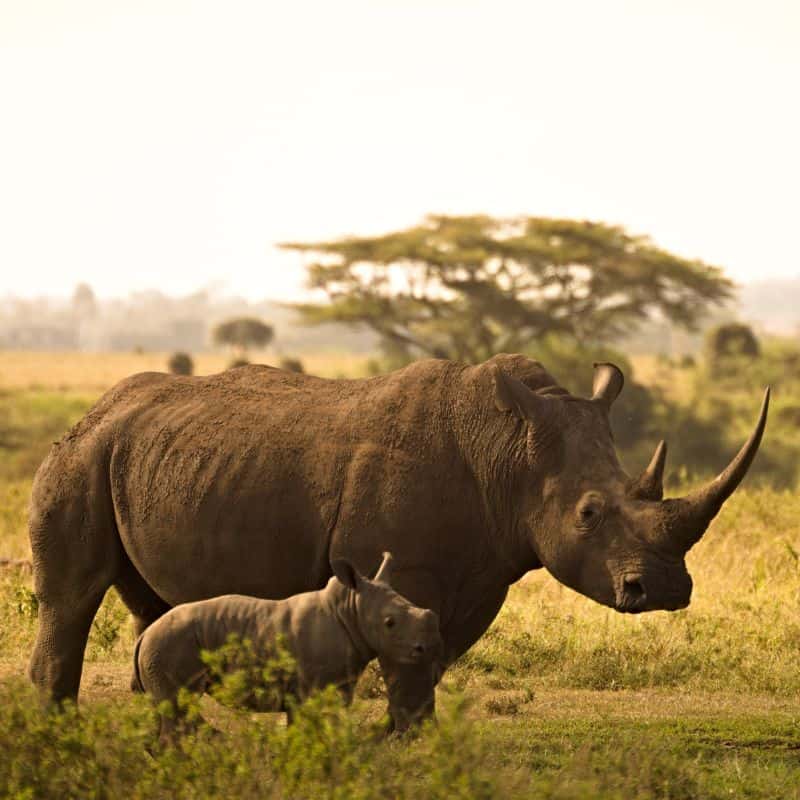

492,361,769,613
331,552,443,663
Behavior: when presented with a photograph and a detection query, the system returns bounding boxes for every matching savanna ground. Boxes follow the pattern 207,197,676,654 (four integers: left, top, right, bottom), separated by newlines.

1,351,799,799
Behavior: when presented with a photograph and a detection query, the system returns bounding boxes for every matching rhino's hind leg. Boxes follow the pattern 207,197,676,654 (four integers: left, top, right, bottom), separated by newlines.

29,589,108,704
27,461,121,704
116,555,171,636
114,554,171,692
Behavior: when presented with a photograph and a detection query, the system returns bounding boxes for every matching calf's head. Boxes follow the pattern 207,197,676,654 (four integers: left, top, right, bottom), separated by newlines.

493,362,769,613
331,552,443,663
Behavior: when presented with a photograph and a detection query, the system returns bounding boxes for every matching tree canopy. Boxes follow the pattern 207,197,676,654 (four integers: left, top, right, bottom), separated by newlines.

283,215,733,364
212,317,274,355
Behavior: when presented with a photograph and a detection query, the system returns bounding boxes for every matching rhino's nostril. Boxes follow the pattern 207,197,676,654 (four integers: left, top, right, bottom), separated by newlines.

412,643,425,655
623,577,645,600
621,576,647,611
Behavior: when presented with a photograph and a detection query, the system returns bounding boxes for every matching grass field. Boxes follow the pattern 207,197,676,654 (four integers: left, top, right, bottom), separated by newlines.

1,352,799,798
0,349,374,390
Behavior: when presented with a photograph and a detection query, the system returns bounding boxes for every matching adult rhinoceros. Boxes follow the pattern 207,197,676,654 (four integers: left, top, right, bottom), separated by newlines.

28,354,768,728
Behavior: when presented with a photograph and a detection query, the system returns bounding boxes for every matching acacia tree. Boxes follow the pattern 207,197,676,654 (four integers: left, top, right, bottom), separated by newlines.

283,215,733,363
212,317,274,358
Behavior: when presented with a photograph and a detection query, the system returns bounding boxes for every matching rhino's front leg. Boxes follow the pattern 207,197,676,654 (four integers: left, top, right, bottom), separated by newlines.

378,655,437,733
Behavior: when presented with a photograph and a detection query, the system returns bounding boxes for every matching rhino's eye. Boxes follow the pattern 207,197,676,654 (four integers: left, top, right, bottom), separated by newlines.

576,493,605,531
384,616,395,629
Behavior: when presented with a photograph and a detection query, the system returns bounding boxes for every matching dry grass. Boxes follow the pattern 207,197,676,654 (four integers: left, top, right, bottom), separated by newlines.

0,350,374,390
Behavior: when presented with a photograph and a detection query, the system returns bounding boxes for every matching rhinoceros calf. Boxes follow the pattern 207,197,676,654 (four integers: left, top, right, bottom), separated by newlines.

132,552,441,743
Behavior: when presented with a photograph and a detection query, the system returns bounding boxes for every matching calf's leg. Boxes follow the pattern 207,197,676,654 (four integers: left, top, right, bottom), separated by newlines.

137,635,210,747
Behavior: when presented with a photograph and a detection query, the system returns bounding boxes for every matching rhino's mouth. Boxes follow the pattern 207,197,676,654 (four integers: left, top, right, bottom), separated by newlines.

613,575,692,613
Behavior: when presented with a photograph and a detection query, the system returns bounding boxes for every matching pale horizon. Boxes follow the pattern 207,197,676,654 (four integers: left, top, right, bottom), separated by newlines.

1,0,799,303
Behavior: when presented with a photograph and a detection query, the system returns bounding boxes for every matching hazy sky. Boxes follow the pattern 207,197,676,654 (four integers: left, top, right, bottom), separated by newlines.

1,0,798,301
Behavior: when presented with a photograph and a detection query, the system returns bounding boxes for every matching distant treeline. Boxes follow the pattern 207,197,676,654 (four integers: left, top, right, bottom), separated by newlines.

0,277,795,356
0,286,376,354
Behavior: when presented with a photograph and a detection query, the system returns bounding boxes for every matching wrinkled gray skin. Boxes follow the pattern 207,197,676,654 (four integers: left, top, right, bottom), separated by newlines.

132,552,442,745
28,354,769,730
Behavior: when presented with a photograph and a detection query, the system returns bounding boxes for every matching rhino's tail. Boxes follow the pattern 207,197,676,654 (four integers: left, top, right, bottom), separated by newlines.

130,633,145,693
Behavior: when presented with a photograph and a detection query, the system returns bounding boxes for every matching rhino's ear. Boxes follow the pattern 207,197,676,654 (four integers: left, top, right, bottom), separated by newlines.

591,362,624,411
331,558,362,591
493,366,546,420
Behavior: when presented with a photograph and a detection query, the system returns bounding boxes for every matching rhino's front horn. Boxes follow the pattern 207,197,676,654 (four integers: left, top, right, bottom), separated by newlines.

665,388,770,552
630,440,667,501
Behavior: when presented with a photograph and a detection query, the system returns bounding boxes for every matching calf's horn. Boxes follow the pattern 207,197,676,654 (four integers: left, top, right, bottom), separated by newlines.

665,388,770,551
373,551,394,583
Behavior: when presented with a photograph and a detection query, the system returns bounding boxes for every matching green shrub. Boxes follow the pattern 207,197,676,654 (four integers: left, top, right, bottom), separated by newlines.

201,633,296,711
0,681,506,800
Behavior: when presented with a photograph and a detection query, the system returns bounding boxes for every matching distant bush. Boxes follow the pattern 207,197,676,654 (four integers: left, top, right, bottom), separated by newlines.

227,358,250,370
706,323,760,371
279,357,304,374
366,358,384,376
167,352,194,376
213,317,274,357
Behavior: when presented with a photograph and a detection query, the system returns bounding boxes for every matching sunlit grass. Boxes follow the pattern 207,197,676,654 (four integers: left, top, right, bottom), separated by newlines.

0,349,375,391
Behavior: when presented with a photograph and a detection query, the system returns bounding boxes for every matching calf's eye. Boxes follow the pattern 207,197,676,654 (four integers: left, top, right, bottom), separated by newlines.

384,616,395,629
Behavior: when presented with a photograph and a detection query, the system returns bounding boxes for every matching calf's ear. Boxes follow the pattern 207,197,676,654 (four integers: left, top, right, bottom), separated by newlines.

331,558,361,591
